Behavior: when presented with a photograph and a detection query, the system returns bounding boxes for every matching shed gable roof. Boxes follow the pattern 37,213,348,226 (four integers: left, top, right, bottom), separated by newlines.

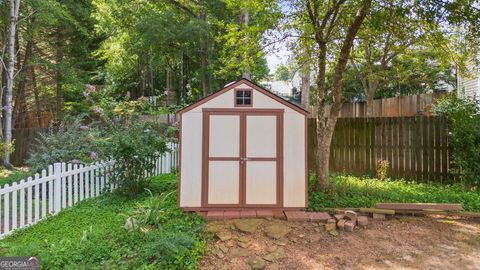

178,78,309,115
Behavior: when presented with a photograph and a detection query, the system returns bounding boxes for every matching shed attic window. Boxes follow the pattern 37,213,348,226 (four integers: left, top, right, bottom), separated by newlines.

235,89,252,106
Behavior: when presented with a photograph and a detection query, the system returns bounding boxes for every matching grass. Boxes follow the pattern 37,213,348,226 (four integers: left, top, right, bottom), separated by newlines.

308,174,480,212
0,167,31,186
0,174,206,270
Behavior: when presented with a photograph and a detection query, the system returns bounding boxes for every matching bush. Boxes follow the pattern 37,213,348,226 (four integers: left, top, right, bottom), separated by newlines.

27,118,108,171
432,94,480,187
106,120,167,194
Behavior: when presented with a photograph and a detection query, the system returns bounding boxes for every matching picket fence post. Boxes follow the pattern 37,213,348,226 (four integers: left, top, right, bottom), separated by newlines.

53,163,62,213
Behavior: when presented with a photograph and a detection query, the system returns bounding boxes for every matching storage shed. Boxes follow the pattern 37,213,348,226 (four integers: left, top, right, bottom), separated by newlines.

178,78,308,210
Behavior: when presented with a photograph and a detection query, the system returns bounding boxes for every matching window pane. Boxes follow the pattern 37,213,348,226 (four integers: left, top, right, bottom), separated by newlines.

244,98,251,105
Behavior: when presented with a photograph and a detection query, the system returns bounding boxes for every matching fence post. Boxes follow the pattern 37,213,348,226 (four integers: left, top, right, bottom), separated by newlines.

54,163,62,213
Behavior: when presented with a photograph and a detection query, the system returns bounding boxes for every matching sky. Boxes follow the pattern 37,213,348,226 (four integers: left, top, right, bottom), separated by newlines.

266,46,289,73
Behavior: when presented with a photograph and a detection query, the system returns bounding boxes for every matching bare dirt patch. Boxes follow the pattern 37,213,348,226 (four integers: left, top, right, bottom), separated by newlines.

200,216,480,270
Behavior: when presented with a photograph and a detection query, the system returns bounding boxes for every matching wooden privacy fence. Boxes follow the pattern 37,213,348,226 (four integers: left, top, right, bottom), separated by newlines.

308,117,455,183
308,93,442,118
0,143,178,239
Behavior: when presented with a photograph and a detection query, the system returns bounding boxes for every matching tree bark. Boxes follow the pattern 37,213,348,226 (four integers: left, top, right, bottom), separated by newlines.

300,62,311,108
199,10,210,96
241,9,251,80
55,47,63,119
310,0,372,190
31,65,42,127
13,36,33,128
4,0,21,166
365,79,379,117
0,13,8,139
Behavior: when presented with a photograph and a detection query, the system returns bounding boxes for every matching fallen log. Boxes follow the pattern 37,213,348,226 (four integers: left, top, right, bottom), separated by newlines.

376,203,463,211
395,210,480,218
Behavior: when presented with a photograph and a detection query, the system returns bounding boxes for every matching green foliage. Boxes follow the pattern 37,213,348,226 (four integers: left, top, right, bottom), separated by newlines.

0,174,206,270
308,174,480,212
0,167,31,186
26,118,107,172
274,64,291,81
432,95,480,187
106,121,167,194
0,139,15,162
376,159,390,180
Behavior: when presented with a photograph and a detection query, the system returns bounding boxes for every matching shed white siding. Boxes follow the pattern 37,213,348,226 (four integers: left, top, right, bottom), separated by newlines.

179,81,307,209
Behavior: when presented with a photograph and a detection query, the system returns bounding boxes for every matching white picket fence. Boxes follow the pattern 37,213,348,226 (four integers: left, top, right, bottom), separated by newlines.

0,143,178,239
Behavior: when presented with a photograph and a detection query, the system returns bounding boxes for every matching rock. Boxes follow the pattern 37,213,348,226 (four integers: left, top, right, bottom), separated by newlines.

264,224,291,239
357,216,368,226
263,253,276,262
344,210,358,225
229,247,250,258
373,213,386,220
337,219,346,231
264,247,285,262
275,238,288,246
215,231,232,241
247,257,267,269
234,219,263,233
334,214,345,221
238,236,250,243
325,222,337,231
329,230,339,236
211,248,225,258
266,263,282,270
205,223,224,233
267,245,278,253
218,244,229,253
124,217,136,231
344,210,357,220
327,218,336,224
344,220,355,232
238,241,250,248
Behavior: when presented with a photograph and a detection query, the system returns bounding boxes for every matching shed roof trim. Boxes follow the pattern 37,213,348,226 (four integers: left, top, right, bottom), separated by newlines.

178,78,309,115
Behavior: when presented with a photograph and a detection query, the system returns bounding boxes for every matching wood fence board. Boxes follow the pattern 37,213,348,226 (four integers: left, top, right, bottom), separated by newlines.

309,116,455,182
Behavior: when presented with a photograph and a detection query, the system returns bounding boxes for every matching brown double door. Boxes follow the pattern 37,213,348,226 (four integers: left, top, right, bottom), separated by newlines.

202,109,283,208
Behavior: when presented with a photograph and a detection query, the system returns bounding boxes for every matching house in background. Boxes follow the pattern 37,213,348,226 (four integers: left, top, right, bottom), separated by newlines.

457,67,480,99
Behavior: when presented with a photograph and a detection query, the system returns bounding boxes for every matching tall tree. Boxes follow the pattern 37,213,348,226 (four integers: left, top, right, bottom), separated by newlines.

292,0,372,190
4,0,21,165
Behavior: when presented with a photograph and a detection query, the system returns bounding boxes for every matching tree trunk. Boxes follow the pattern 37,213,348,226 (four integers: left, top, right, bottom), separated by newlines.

199,10,210,96
13,36,33,128
55,47,63,119
315,114,338,190
311,0,372,190
4,0,21,166
365,80,378,117
31,65,42,127
241,10,251,80
300,62,311,108
0,14,8,139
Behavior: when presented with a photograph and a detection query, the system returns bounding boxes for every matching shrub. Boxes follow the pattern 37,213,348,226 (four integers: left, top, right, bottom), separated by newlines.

106,120,167,194
432,94,480,187
27,118,108,171
376,159,390,180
